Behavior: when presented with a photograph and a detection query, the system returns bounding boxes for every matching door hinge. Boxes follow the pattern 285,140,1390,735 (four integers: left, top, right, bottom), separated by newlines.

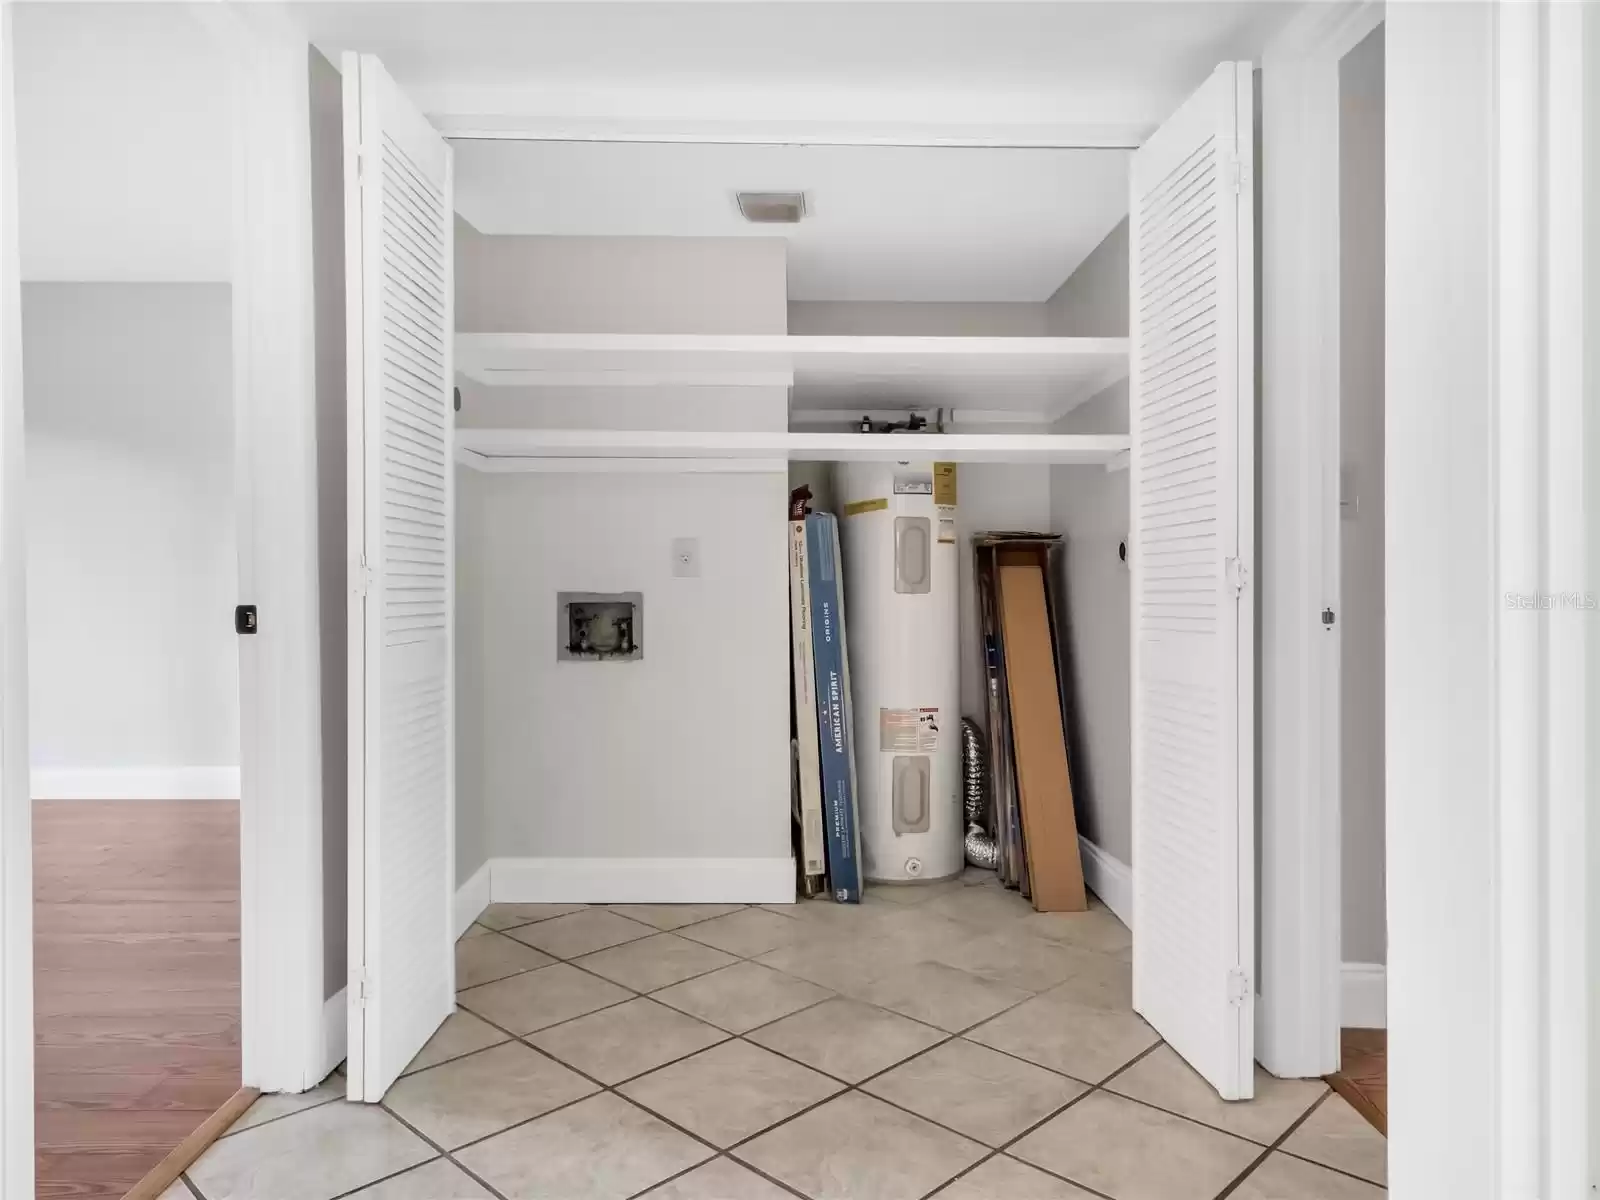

1322,606,1336,627
1229,157,1252,195
353,553,371,600
234,604,258,635
352,970,370,1007
355,148,366,185
1227,968,1251,1005
1224,557,1249,596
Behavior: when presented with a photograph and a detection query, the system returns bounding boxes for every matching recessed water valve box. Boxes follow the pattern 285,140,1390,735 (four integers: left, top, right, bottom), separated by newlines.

558,592,643,662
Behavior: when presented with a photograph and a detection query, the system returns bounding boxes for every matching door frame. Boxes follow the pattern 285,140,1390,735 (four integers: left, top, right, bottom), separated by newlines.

0,6,336,1193
199,3,336,1096
0,5,32,1195
1255,0,1384,1079
1268,0,1595,1189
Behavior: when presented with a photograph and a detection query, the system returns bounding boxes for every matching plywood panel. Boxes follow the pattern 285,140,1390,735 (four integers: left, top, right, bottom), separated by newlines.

997,559,1087,912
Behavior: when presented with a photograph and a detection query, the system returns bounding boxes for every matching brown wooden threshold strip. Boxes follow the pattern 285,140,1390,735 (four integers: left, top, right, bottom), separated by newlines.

1326,1027,1387,1137
122,1087,259,1200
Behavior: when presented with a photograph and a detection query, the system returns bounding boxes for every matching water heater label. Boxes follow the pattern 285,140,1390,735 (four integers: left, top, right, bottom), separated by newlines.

843,497,888,517
933,462,958,507
881,707,941,753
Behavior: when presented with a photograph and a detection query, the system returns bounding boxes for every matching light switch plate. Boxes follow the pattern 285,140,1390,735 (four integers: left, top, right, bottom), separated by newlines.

671,537,700,578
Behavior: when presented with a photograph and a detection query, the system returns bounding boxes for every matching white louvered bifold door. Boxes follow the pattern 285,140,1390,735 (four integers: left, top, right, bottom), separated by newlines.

1129,61,1255,1101
344,53,454,1102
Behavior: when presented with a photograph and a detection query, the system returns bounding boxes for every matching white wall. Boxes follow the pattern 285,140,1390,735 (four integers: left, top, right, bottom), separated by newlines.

473,471,790,861
1386,5,1496,1190
1046,220,1132,863
23,283,238,795
11,3,229,282
1338,25,1386,969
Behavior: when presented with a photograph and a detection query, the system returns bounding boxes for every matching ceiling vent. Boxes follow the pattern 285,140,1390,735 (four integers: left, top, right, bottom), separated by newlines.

736,191,807,224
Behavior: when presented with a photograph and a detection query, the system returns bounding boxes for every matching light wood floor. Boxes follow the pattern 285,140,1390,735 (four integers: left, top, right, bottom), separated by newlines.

34,799,240,1200
1328,1027,1387,1136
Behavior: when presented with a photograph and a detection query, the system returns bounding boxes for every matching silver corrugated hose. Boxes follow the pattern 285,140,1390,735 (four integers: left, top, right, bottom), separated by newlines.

961,718,998,870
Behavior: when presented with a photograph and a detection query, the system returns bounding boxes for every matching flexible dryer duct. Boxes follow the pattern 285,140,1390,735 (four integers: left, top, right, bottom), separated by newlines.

961,717,998,870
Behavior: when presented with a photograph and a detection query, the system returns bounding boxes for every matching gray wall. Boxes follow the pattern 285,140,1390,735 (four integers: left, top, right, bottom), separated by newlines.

473,471,790,861
456,233,791,870
309,47,348,998
456,226,788,335
23,283,238,779
1046,220,1133,864
1339,25,1387,966
455,466,488,883
788,301,1050,337
1045,219,1128,337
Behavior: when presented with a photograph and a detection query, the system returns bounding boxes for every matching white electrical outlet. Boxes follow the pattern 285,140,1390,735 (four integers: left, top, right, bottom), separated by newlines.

671,537,700,578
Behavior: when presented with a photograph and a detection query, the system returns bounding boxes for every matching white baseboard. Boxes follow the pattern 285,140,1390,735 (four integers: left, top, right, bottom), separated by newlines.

454,860,492,939
319,987,347,1080
1341,962,1387,1029
1078,835,1134,929
489,856,797,905
31,766,241,801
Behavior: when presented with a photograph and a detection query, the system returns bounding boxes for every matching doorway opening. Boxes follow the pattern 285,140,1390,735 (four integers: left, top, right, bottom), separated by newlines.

12,5,246,1195
1327,19,1388,1137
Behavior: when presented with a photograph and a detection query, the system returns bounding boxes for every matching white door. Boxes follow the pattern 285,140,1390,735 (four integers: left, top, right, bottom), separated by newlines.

1129,61,1256,1100
344,52,455,1102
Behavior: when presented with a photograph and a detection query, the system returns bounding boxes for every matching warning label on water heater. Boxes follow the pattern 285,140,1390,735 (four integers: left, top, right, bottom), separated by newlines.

880,707,941,753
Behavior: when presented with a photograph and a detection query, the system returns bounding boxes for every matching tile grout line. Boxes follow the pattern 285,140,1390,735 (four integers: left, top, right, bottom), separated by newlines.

418,999,812,1198
906,1037,1172,1200
1209,1090,1332,1200
459,899,1166,1198
366,1101,517,1200
220,898,1226,1200
212,1086,345,1140
1273,1145,1388,1196
448,947,1020,1196
1268,1089,1388,1193
618,1153,814,1200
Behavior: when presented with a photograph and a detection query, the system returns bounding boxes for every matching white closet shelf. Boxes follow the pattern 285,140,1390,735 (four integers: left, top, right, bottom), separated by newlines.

455,332,1130,394
455,428,1131,471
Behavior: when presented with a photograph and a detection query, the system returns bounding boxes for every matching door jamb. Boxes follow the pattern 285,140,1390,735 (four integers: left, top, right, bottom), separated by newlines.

0,5,33,1195
0,10,331,1194
1256,0,1383,1078
198,4,331,1095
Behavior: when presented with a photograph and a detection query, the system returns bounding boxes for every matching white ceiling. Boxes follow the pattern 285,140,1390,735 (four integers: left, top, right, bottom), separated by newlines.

453,141,1128,302
297,3,1297,143
12,3,230,282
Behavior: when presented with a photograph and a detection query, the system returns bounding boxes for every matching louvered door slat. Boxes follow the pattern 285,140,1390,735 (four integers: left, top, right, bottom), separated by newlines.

1130,62,1256,1102
345,52,454,1103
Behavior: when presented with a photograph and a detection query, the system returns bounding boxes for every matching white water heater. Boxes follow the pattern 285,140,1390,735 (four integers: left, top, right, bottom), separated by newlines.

837,460,962,883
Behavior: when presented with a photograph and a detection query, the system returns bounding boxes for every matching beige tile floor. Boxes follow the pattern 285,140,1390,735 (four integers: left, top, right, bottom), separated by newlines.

176,870,1387,1200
